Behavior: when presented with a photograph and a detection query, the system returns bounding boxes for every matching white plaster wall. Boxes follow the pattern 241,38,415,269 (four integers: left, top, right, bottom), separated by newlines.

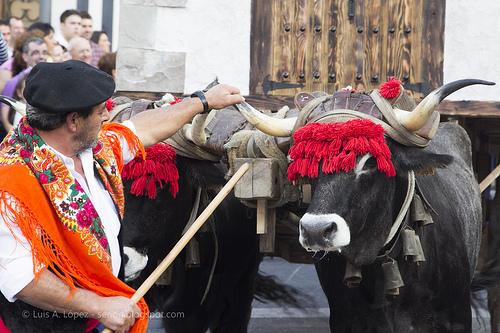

87,0,103,31
154,0,251,95
444,0,500,101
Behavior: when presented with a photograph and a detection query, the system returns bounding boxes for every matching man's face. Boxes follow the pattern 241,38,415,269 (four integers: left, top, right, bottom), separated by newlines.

74,103,110,154
80,18,93,40
70,39,92,64
61,15,81,40
0,25,11,44
9,18,24,40
22,42,48,67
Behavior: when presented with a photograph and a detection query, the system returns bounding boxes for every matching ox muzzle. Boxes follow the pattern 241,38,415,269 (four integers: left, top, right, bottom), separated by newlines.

299,213,351,252
123,246,148,282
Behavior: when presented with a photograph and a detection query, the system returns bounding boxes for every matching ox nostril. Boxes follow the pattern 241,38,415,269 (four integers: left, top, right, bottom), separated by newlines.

323,222,337,239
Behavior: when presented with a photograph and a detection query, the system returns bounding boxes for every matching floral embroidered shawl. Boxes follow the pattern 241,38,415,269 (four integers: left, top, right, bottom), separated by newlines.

0,118,148,332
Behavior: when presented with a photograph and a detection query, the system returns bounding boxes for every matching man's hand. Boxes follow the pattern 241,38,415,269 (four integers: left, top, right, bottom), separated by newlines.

203,84,244,110
95,296,141,333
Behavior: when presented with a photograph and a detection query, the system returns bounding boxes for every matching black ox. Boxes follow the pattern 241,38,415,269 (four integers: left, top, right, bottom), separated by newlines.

121,155,262,333
293,80,490,332
230,79,498,332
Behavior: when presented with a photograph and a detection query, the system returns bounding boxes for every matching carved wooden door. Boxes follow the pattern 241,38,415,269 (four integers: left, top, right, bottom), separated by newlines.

2,0,41,27
250,0,445,100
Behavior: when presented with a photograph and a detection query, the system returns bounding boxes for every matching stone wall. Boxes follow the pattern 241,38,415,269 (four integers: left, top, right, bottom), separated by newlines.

116,0,251,94
116,0,188,92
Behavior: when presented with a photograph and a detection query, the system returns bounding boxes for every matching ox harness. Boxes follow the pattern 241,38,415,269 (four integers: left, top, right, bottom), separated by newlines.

110,80,438,297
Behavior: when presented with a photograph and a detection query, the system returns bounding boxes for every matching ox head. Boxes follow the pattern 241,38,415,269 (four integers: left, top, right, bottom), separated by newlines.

295,132,452,266
290,79,494,266
121,155,226,282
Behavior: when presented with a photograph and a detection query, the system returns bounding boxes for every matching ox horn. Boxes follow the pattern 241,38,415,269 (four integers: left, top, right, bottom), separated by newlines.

0,95,26,116
235,101,297,137
395,79,495,132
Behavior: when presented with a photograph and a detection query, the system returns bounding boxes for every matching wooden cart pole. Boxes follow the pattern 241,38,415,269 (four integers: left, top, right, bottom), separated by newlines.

480,163,500,193
102,163,250,333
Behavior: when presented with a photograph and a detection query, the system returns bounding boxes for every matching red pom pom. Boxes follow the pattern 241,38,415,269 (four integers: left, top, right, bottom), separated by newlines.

379,78,401,99
105,98,116,111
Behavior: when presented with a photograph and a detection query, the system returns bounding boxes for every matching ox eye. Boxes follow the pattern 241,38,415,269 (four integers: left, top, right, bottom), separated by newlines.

355,154,375,177
363,157,377,170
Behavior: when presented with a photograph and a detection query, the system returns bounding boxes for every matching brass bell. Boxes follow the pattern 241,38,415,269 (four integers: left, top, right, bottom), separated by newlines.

402,228,418,257
411,194,433,225
382,258,404,296
186,238,201,268
343,262,362,288
385,287,400,296
412,235,426,263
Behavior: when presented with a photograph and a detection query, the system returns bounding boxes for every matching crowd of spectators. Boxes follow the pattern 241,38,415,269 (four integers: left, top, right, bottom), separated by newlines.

0,10,117,139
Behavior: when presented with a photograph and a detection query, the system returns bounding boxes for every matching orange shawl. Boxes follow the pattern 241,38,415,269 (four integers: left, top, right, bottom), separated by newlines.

0,122,148,332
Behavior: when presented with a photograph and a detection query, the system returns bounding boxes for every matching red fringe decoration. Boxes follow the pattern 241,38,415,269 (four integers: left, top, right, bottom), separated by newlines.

379,78,401,99
287,119,396,181
122,143,179,199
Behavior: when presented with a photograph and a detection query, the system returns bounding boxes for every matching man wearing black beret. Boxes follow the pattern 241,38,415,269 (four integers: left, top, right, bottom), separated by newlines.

0,60,243,333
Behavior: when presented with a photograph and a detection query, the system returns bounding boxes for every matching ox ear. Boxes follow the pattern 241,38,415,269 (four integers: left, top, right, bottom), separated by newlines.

389,143,454,176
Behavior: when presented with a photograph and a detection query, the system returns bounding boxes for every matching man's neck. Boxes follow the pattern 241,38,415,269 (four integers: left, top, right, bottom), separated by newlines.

38,129,78,158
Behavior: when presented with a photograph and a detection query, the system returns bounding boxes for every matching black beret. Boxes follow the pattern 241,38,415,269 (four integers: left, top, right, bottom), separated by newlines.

24,60,115,114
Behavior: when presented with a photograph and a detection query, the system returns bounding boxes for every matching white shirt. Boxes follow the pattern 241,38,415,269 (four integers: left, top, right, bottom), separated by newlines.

54,32,69,49
0,120,137,302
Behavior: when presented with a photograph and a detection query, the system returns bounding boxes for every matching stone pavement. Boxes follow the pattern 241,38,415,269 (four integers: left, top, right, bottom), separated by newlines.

146,257,491,333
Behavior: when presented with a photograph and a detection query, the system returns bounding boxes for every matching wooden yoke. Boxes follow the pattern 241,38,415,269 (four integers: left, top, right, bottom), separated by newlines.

234,158,281,253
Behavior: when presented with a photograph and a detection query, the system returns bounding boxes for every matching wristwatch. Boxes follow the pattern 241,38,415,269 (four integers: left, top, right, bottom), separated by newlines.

190,90,210,113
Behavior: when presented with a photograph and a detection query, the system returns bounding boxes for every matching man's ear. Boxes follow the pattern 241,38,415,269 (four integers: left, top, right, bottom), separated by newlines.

21,53,28,64
66,112,80,132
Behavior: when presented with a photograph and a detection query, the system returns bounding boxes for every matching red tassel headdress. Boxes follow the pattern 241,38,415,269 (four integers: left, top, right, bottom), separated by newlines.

122,143,179,199
287,119,396,181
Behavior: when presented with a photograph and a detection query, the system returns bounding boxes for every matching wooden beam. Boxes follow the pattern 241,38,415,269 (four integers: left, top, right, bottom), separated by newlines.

244,96,500,118
115,91,500,118
438,100,500,118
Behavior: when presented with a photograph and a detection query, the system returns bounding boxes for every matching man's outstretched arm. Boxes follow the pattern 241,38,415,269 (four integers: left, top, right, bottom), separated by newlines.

130,83,244,147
